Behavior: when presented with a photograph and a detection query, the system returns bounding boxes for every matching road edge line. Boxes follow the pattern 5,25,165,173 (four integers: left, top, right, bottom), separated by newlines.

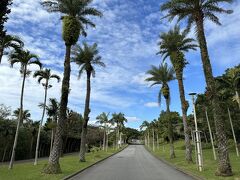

144,146,204,180
63,145,128,180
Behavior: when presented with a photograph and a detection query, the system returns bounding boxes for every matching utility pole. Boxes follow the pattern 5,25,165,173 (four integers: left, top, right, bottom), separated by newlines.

189,92,203,172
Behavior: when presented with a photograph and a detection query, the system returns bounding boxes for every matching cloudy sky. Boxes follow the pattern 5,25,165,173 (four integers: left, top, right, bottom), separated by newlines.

0,0,239,129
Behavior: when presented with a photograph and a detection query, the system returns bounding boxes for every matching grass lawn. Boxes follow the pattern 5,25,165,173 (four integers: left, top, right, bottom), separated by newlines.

0,146,125,180
147,140,240,180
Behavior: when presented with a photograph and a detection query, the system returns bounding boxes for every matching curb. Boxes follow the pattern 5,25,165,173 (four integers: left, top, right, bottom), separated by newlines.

63,145,128,180
144,146,204,180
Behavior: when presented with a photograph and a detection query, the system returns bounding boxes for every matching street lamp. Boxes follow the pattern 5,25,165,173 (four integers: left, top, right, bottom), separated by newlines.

189,92,203,172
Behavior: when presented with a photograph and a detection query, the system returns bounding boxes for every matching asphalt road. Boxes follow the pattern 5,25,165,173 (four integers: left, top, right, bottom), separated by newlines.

69,145,196,180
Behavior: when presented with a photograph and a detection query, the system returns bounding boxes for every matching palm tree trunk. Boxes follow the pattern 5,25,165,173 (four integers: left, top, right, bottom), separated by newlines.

227,108,239,157
152,129,155,151
79,71,91,162
34,82,48,165
166,99,175,159
29,136,34,159
9,67,26,169
2,141,8,162
50,129,54,153
106,132,108,152
195,15,232,176
176,76,192,162
0,47,3,64
235,91,240,110
103,128,106,150
147,131,150,147
43,45,71,174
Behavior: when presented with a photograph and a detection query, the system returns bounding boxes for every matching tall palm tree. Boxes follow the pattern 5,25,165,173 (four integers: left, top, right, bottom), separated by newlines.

0,35,23,63
96,112,109,151
13,108,31,124
33,69,60,165
161,0,233,175
146,63,176,158
72,42,105,162
45,98,59,152
8,49,42,169
41,0,102,173
158,25,197,162
140,120,150,147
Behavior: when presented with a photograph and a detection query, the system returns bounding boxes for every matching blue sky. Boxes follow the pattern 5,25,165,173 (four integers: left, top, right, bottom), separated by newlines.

0,0,239,129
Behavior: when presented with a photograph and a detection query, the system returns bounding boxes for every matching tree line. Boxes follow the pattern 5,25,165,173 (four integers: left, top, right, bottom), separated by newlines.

142,0,239,177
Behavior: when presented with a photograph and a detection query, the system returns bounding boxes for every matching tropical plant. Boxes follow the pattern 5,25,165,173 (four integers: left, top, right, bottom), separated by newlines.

0,0,12,38
72,42,105,162
140,120,150,147
41,0,102,173
110,113,127,149
219,66,240,110
0,35,23,63
8,49,41,169
96,112,110,151
13,108,31,124
45,98,59,152
161,0,233,175
146,63,176,158
158,25,197,162
33,69,60,165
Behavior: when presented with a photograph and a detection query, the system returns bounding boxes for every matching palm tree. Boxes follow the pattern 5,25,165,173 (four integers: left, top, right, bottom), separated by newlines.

161,0,233,175
110,113,127,149
0,35,23,63
149,121,156,151
33,69,60,165
72,42,105,162
146,63,176,158
220,67,240,110
13,108,31,124
158,25,197,162
140,120,150,147
8,49,41,169
41,0,102,173
96,112,109,151
45,98,59,152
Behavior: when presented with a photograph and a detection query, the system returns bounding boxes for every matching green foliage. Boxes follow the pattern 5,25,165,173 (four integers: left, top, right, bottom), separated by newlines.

62,16,80,46
0,0,12,37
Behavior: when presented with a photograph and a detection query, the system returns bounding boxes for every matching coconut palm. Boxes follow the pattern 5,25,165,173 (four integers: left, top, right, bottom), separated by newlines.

0,35,23,63
41,0,102,173
140,120,150,147
146,63,176,158
8,49,41,169
72,42,105,162
33,69,60,165
13,108,31,124
45,98,59,152
96,112,109,151
158,25,197,162
161,0,233,175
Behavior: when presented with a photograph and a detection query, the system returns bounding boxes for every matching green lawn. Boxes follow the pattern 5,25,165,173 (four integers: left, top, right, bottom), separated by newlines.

147,141,240,180
0,147,125,180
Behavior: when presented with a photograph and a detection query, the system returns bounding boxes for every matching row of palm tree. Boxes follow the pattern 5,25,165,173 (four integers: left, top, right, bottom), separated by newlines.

96,112,128,151
143,0,234,176
40,0,103,173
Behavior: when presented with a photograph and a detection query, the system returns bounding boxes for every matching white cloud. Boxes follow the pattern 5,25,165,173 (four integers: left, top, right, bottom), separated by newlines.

144,102,158,108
